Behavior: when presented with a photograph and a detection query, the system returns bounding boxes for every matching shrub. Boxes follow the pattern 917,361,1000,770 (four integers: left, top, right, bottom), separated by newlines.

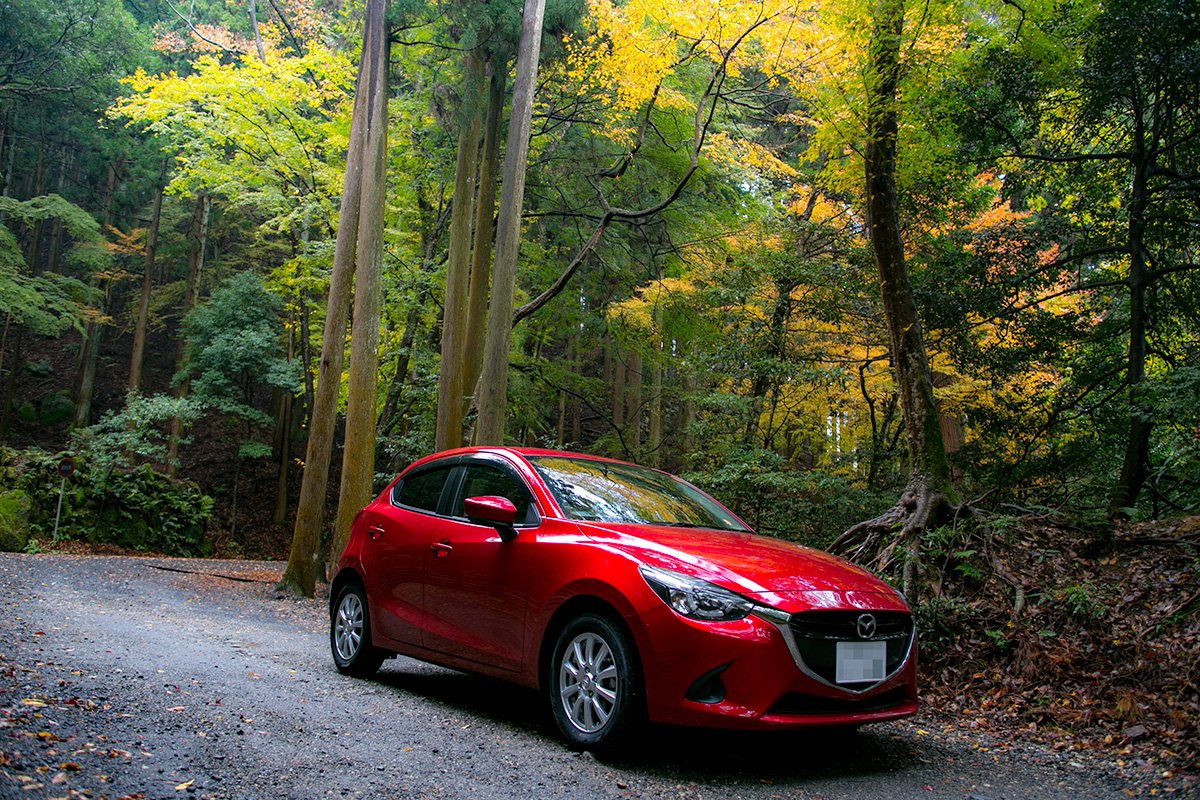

0,447,214,556
38,392,75,426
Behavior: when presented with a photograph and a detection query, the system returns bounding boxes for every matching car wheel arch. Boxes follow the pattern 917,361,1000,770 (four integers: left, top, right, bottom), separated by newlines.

329,567,364,618
537,595,643,693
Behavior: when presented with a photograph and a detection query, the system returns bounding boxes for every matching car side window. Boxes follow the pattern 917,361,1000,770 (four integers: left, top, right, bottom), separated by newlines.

454,463,538,526
392,465,452,512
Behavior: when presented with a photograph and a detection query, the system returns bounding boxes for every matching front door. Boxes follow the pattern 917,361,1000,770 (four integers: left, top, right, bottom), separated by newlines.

420,459,539,673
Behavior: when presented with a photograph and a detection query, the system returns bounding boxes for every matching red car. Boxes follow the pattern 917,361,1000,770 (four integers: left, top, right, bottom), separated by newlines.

329,447,917,747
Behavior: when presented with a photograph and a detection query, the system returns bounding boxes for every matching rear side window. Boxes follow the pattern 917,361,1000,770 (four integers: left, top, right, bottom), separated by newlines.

453,463,539,526
393,466,452,512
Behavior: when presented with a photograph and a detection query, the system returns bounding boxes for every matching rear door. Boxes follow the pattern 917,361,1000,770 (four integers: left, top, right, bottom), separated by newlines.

361,461,455,647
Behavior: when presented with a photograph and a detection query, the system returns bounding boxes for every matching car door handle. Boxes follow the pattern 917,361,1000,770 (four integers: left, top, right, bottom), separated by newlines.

367,526,384,541
430,540,453,557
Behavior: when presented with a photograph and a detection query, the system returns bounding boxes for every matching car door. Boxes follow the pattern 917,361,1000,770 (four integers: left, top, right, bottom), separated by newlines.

419,457,540,673
362,461,456,647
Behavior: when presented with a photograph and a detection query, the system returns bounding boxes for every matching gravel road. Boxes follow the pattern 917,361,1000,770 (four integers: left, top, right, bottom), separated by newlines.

0,554,1151,799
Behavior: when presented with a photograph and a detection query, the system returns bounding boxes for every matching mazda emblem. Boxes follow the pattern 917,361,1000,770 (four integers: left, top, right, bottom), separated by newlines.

856,613,877,639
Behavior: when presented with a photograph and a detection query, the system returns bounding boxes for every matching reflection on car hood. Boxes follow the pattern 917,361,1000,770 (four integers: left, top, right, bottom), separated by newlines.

577,521,899,600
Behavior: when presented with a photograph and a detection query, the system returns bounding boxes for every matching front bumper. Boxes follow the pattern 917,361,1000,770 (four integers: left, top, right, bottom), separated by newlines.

634,602,918,730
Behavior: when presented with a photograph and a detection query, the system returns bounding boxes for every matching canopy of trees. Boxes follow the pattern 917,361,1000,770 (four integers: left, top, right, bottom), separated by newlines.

0,0,1196,598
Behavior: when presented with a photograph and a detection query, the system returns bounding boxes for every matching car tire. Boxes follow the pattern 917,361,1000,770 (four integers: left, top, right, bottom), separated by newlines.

330,582,386,677
549,613,641,749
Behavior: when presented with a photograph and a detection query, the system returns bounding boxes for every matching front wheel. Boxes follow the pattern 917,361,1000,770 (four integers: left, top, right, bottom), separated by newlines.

330,582,385,677
548,613,641,749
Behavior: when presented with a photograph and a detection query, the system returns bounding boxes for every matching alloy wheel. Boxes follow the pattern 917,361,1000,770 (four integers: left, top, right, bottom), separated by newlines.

558,631,620,733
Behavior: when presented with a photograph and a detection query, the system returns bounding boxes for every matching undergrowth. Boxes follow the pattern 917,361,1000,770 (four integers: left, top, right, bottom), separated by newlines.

910,513,1200,775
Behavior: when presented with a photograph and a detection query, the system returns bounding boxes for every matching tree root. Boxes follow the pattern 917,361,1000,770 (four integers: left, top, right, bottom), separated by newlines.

830,479,957,599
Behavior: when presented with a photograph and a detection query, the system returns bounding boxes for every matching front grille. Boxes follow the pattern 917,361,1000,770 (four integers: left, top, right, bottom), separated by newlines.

768,686,909,716
788,610,913,687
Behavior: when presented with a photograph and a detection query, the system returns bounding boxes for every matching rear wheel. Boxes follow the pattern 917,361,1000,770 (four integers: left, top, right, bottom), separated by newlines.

330,583,385,677
548,613,641,749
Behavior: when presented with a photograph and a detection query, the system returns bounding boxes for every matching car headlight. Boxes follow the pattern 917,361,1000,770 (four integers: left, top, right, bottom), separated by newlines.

639,565,754,622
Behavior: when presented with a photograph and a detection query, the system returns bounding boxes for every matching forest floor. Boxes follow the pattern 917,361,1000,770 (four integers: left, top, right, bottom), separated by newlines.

916,513,1200,795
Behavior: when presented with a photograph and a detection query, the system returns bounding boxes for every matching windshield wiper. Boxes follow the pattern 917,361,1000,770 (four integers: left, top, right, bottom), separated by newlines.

642,521,747,531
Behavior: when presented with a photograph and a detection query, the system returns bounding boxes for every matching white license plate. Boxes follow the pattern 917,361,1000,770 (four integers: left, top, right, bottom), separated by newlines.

835,641,887,684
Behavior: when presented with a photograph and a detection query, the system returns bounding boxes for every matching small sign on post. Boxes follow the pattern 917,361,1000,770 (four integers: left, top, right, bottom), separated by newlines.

52,457,75,542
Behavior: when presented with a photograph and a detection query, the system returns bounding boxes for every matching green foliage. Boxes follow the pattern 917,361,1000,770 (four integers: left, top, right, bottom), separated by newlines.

0,447,213,556
1049,580,1108,623
38,392,75,426
0,196,108,336
683,449,890,548
71,393,204,472
93,466,214,555
237,441,273,460
0,0,147,102
181,271,298,424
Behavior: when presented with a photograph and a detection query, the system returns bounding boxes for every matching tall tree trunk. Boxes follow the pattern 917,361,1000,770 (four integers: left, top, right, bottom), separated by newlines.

378,192,443,440
377,301,422,438
45,152,67,271
463,66,506,405
73,155,123,428
626,350,642,454
272,319,295,525
278,0,380,598
611,343,625,431
167,194,211,471
128,163,166,394
832,0,955,598
0,113,14,199
474,0,547,445
249,0,266,60
331,0,390,567
1108,126,1153,518
570,336,582,445
435,56,482,451
680,345,697,467
647,304,663,467
72,319,103,429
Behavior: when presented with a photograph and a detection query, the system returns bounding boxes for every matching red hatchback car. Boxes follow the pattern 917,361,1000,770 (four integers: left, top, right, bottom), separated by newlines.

329,447,917,747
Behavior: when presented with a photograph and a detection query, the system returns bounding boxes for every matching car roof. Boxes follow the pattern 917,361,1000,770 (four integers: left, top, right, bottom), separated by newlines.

416,446,639,468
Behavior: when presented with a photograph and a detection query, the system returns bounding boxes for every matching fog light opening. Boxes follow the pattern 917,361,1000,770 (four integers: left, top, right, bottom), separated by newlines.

685,662,732,704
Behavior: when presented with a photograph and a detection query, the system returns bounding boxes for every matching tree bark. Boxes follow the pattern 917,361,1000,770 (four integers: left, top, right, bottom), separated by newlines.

330,0,391,573
1107,114,1153,519
72,155,123,427
249,0,266,61
626,350,642,454
278,0,382,598
272,319,295,525
434,56,482,452
647,304,663,468
167,194,211,471
474,0,547,445
128,163,166,394
832,0,955,598
463,66,506,405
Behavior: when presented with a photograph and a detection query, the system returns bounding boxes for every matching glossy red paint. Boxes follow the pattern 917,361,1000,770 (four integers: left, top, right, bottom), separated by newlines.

331,447,918,737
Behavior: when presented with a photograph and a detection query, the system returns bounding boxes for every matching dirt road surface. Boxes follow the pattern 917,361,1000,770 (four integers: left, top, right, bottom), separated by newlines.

0,554,1153,799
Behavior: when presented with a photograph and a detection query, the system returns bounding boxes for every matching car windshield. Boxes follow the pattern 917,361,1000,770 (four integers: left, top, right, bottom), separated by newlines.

527,456,749,531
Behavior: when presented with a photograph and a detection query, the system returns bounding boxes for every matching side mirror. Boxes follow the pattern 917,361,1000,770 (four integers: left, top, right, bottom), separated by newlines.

463,495,519,542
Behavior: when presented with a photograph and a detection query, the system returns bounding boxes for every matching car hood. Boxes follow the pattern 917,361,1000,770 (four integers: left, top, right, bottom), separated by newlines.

576,521,904,609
